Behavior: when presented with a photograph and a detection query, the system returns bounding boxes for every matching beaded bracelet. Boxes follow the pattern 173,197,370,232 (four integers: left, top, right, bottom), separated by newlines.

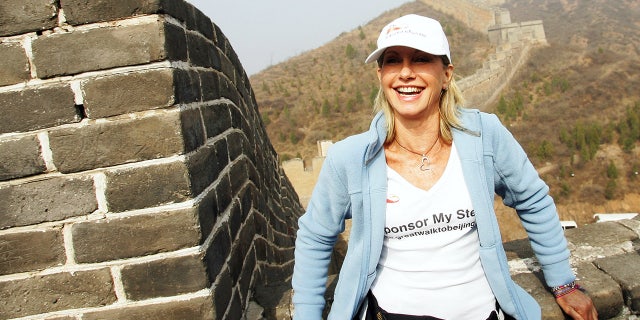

551,281,582,298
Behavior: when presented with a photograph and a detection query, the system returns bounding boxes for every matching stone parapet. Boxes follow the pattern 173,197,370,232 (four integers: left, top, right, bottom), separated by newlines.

0,0,303,319
277,217,640,320
505,216,640,318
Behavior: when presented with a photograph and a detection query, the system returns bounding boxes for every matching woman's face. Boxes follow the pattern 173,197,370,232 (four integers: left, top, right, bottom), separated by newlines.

377,46,453,120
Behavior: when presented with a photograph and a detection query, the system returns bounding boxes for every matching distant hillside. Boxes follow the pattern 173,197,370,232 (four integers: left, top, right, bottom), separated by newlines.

493,0,640,222
249,0,640,226
250,1,492,160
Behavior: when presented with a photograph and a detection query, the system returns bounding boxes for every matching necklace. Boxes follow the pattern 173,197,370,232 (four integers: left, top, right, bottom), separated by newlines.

394,137,440,171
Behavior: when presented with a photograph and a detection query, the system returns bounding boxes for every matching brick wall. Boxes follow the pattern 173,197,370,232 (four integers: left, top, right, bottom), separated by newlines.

0,1,303,319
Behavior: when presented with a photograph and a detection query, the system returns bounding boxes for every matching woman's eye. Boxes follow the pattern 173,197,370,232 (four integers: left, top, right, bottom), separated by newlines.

414,56,433,63
383,57,401,64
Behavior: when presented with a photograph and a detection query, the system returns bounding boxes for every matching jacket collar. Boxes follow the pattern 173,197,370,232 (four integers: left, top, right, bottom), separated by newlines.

364,111,387,166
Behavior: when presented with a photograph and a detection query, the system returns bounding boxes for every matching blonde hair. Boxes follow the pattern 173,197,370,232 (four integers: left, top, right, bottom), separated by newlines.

373,63,465,144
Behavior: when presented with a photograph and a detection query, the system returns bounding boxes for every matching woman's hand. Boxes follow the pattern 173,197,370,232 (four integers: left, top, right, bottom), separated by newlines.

556,289,598,320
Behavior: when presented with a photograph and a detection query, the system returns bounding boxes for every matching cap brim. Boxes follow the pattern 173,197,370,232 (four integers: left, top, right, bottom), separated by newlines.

365,47,386,64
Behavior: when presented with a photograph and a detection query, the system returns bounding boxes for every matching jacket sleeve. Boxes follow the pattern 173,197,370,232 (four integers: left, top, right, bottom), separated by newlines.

292,151,351,319
485,113,575,287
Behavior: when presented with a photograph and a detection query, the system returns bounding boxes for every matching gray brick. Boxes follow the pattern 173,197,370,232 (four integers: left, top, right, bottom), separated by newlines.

174,68,201,104
0,228,65,275
205,223,231,282
48,111,184,173
196,188,218,240
574,262,624,319
0,268,116,319
199,70,221,102
32,20,178,78
213,267,233,319
201,102,232,139
191,6,215,40
61,0,161,25
82,295,214,320
180,106,206,153
0,0,58,37
0,176,97,229
0,42,31,86
0,134,46,181
595,253,640,313
0,83,77,134
121,254,209,300
72,207,200,263
104,160,192,212
187,31,218,69
186,144,219,196
227,290,244,320
82,68,175,119
565,221,638,247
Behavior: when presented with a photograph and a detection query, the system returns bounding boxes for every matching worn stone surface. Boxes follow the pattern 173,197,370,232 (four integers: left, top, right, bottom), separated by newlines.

82,295,215,320
0,0,58,36
0,1,303,319
179,105,206,152
0,228,65,275
104,160,191,212
0,176,97,228
512,272,566,319
0,268,116,319
186,144,219,196
61,0,164,25
213,268,233,319
0,134,46,181
120,254,209,301
565,221,638,247
32,20,169,78
255,282,293,320
72,208,200,263
0,41,30,86
595,253,640,314
0,84,77,134
81,68,176,119
565,221,639,264
48,111,184,173
574,262,625,319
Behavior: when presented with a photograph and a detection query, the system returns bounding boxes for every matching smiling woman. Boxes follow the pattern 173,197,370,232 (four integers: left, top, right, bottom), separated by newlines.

291,13,598,320
185,0,412,75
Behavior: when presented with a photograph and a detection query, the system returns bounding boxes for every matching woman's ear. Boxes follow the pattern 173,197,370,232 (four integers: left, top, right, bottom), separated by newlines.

377,67,382,82
444,64,454,87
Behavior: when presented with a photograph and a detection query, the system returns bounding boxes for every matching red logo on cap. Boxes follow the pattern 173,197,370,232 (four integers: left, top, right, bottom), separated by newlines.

387,26,402,35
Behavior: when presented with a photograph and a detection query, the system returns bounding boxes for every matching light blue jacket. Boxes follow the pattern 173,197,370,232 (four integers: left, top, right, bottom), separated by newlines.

292,109,574,319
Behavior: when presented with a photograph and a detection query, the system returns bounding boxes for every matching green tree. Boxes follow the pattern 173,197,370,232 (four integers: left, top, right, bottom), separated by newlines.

321,98,331,117
606,162,619,179
604,179,617,200
536,139,554,161
345,44,357,59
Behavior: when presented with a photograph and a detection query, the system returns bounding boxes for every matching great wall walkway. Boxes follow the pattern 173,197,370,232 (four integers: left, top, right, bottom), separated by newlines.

247,216,640,319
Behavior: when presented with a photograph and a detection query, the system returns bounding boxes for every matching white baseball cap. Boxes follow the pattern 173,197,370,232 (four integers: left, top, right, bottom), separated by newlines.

365,14,451,64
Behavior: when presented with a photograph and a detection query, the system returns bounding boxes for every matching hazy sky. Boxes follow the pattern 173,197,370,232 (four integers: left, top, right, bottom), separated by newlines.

186,1,411,75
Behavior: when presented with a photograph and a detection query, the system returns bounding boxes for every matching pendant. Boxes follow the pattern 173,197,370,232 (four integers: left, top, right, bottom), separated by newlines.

419,155,431,171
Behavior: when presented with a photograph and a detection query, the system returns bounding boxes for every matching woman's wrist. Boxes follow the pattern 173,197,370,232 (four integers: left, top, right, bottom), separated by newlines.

551,280,582,298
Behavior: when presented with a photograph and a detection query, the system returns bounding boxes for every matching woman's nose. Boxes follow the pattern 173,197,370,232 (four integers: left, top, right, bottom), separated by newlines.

399,63,415,80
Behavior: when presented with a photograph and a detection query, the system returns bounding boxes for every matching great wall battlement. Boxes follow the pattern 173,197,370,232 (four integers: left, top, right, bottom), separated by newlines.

0,1,303,319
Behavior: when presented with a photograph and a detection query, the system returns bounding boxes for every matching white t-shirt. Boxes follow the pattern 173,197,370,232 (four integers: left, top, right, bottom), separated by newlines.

371,143,496,319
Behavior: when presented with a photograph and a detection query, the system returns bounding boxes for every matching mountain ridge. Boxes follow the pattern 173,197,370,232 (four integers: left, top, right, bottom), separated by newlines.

249,0,640,229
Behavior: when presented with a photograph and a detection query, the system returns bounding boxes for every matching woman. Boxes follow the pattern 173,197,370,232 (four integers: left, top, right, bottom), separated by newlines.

292,14,597,320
